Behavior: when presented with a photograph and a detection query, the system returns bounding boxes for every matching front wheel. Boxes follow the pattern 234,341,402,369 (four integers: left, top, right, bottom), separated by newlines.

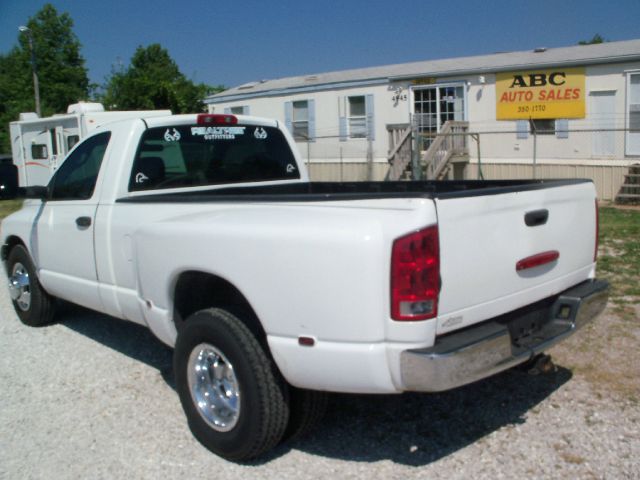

174,308,289,461
6,245,55,327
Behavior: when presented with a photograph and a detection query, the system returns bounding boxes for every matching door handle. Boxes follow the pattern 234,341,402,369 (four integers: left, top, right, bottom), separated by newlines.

524,209,549,227
75,216,92,228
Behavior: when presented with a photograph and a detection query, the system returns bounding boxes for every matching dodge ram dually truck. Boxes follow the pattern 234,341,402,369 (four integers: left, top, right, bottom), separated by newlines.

0,113,609,461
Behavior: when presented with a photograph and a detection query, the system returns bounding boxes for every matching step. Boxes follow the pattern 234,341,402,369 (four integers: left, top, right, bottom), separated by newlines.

615,195,640,205
624,174,640,185
615,193,640,199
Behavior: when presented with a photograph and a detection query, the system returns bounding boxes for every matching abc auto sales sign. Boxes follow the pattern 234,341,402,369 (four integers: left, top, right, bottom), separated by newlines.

496,68,585,119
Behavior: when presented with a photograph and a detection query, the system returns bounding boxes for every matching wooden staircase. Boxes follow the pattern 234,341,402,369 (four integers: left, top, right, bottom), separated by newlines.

422,121,469,180
386,121,469,180
385,124,413,180
615,163,640,204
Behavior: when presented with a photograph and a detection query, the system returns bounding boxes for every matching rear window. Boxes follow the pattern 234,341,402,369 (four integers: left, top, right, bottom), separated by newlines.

129,124,300,192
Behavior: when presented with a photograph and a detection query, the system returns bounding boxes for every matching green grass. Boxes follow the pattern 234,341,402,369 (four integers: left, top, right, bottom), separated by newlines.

597,207,640,304
0,200,23,220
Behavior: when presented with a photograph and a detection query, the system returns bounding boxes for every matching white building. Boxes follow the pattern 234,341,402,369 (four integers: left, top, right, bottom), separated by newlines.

205,39,640,200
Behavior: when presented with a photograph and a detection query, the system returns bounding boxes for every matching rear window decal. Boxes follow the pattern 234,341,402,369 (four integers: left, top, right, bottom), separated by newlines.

164,128,181,142
254,127,268,140
135,172,149,184
191,126,246,141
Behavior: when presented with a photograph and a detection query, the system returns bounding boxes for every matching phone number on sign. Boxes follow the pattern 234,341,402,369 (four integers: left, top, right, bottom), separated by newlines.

517,105,547,113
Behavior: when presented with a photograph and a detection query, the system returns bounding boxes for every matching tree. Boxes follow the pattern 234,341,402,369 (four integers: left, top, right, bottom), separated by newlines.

101,44,223,113
0,3,89,153
578,34,607,45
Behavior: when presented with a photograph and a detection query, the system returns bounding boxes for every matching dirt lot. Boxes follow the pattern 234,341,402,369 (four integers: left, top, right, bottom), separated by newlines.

0,203,639,479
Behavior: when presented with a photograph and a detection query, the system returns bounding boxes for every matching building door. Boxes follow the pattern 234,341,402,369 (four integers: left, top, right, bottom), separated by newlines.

413,84,465,150
590,91,616,156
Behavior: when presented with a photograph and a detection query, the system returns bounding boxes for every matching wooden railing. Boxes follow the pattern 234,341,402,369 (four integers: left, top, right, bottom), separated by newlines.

385,123,413,180
423,121,469,180
386,121,469,180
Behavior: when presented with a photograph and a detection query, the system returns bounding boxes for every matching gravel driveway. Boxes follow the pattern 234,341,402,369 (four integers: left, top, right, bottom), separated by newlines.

1,282,638,479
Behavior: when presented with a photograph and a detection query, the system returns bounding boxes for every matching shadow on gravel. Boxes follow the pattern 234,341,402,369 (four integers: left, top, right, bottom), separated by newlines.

58,303,175,389
284,367,572,466
57,303,572,467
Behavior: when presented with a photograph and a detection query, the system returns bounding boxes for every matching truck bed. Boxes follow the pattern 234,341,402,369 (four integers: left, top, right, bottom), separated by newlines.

118,179,591,203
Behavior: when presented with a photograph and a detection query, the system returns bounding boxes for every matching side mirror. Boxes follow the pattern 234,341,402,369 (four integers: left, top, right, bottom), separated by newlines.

0,164,48,200
0,163,19,199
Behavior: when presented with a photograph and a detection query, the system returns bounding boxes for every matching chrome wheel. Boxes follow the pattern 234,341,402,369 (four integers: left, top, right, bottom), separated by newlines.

9,262,31,311
187,343,241,432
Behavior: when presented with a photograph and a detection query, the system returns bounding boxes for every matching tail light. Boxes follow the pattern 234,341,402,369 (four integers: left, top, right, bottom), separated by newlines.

197,114,238,125
391,226,440,321
594,199,599,262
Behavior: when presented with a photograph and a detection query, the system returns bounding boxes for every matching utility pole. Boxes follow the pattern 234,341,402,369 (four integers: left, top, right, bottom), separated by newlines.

19,26,41,117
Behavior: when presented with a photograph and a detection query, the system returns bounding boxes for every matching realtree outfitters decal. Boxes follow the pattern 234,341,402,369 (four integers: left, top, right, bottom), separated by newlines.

496,68,585,120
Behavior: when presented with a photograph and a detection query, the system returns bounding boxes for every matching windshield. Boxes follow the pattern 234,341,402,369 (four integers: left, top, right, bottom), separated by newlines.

129,124,300,192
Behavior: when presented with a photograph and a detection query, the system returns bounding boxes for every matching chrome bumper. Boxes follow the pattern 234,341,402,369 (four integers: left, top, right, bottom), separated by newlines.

400,279,609,392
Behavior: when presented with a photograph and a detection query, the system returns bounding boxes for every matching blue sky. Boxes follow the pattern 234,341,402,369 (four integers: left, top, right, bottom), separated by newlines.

1,0,639,90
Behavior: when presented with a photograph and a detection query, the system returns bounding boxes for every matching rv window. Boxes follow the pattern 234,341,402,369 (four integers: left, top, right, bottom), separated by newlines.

31,144,48,160
67,135,80,150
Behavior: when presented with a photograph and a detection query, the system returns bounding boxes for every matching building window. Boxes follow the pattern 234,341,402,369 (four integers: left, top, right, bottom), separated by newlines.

627,72,640,155
284,100,315,141
292,101,309,140
228,106,250,115
529,119,555,135
348,96,367,138
339,94,375,141
515,119,569,139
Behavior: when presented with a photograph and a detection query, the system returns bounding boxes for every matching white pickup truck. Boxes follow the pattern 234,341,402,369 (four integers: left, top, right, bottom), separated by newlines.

0,113,608,461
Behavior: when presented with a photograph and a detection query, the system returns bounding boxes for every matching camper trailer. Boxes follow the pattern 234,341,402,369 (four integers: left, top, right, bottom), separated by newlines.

9,102,170,186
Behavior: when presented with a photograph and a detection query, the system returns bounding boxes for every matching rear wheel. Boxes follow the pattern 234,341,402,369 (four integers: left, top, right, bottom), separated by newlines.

6,245,55,327
284,387,328,442
174,308,289,461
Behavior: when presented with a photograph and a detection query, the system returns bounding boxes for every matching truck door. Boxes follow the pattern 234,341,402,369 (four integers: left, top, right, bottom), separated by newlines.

34,131,112,312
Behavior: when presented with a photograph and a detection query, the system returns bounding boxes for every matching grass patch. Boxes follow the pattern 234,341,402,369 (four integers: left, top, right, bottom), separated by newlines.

552,205,640,399
0,200,23,221
597,206,640,305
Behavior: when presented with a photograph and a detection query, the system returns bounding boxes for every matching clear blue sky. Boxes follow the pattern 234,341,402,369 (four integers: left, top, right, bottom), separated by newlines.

1,0,639,90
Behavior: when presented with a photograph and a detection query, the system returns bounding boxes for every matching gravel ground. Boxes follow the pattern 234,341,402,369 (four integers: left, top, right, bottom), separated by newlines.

1,283,639,479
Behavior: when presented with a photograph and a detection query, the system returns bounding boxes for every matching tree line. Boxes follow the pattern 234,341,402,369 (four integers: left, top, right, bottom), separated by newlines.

0,4,223,153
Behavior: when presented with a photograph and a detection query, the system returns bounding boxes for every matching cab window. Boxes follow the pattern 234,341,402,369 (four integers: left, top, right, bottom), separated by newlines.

48,131,111,200
129,124,299,192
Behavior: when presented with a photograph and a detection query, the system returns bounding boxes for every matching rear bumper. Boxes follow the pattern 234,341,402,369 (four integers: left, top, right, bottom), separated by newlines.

400,279,609,392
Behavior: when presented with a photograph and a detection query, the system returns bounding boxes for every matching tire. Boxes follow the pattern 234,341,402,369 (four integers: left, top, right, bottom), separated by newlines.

174,308,289,461
283,387,328,443
6,245,55,327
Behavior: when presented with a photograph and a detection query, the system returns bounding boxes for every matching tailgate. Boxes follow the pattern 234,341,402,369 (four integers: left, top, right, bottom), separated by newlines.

434,181,597,334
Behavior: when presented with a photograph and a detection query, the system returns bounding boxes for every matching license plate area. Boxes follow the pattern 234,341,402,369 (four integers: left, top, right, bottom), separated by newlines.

497,297,574,356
